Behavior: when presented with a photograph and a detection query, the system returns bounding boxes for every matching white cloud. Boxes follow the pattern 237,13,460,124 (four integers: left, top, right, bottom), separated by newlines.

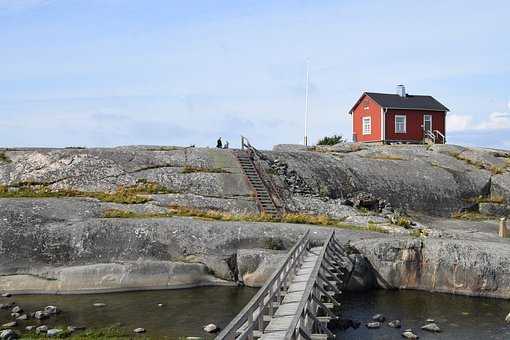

446,114,473,132
447,109,510,133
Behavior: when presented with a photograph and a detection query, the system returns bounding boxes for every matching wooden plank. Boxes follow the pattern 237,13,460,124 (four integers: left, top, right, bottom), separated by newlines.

265,316,294,332
259,331,286,340
273,302,300,317
287,281,307,293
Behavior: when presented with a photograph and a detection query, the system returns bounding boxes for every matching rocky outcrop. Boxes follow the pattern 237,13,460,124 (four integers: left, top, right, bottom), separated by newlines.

351,237,510,298
236,248,287,287
263,145,494,215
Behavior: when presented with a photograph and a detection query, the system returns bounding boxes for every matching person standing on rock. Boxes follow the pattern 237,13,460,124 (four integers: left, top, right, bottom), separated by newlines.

216,137,223,148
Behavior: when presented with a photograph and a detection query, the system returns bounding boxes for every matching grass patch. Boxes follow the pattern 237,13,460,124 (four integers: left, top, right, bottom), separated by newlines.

0,180,172,204
452,211,494,221
410,228,428,237
0,152,10,163
490,164,509,175
455,154,485,169
364,154,405,161
182,165,229,174
468,195,506,204
146,146,180,151
102,207,389,234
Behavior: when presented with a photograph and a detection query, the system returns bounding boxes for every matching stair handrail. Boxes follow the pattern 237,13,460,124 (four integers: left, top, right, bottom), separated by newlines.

434,130,446,144
424,129,436,143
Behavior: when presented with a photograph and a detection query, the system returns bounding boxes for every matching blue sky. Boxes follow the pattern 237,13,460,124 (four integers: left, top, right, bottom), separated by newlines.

1,0,509,149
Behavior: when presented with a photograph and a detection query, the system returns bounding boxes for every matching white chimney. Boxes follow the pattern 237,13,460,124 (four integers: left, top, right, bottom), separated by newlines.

396,85,406,97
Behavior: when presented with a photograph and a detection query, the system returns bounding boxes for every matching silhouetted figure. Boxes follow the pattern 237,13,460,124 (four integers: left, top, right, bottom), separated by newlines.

223,141,229,149
216,137,223,148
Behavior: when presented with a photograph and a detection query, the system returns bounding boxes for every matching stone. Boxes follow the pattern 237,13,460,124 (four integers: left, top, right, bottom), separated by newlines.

44,305,58,315
203,323,218,333
35,325,48,334
133,328,145,333
46,329,63,337
15,314,27,320
388,320,401,328
372,314,385,322
1,322,16,328
34,311,49,320
421,323,441,332
366,322,381,329
0,330,17,340
505,312,510,323
1,293,11,298
67,326,85,332
10,313,20,318
157,303,163,307
11,306,22,314
25,326,35,331
425,318,435,323
93,303,106,307
402,330,419,339
236,248,287,287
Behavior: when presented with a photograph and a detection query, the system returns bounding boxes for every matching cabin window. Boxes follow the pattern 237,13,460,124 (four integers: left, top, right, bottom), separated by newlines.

395,115,406,133
424,115,432,132
362,117,371,135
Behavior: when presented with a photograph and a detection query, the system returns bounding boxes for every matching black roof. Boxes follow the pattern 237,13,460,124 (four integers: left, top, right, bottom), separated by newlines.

353,92,449,112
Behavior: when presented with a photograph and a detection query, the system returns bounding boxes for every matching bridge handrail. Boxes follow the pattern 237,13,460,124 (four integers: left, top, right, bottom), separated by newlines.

215,230,311,340
284,230,335,339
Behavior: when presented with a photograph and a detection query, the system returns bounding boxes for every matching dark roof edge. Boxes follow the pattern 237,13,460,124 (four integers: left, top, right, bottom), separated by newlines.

348,92,449,114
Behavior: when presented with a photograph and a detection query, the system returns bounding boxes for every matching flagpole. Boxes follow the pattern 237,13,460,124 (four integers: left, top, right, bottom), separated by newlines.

304,60,309,146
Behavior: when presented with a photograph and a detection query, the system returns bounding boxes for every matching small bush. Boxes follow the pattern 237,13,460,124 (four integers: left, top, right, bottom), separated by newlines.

490,164,508,175
317,134,346,146
365,154,405,161
0,152,10,163
265,238,285,250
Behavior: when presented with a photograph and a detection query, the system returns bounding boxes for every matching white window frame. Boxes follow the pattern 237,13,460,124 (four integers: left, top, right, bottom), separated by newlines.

395,115,407,133
362,117,371,135
424,114,432,132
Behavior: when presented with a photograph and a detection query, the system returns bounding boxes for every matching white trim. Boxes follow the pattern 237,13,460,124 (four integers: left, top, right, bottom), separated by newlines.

395,115,406,133
424,114,432,132
362,116,371,135
380,108,385,141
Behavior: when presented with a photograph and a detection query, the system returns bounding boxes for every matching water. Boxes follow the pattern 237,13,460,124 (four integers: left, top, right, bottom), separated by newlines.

336,289,510,340
3,287,510,339
0,287,257,339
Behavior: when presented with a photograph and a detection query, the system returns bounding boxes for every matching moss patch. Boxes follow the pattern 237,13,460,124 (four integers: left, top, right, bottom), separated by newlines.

182,166,229,174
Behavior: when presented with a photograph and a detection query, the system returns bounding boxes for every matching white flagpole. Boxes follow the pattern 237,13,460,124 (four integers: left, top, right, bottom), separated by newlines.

304,60,310,146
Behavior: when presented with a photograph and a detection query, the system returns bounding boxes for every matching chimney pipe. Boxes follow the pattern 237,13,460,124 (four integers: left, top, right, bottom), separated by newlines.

396,85,406,97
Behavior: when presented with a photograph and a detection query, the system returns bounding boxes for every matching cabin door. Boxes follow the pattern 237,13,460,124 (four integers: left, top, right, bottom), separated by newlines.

424,115,432,133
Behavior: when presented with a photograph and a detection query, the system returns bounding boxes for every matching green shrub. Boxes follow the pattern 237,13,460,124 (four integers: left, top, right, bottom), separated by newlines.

317,134,346,146
0,152,10,163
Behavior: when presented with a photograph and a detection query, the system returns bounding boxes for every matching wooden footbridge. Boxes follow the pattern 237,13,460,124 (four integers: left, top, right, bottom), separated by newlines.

215,230,348,340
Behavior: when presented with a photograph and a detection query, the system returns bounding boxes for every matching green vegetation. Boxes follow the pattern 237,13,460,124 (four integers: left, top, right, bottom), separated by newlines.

0,151,10,163
364,154,405,161
265,237,285,250
146,146,180,151
490,164,509,175
182,165,229,174
0,180,171,204
22,325,140,339
468,195,506,204
102,206,389,234
317,134,346,146
410,228,428,237
452,211,493,221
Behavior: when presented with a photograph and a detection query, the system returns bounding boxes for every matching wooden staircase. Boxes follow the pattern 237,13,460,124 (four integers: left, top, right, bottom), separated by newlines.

236,150,279,216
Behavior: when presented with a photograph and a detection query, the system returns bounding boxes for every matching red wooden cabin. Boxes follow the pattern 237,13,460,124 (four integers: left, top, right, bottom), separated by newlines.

349,85,449,144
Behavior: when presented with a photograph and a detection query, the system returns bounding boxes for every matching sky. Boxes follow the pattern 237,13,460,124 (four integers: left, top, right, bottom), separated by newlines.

0,0,509,150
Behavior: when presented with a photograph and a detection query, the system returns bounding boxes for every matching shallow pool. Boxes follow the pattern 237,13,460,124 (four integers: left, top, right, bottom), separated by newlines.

336,289,510,340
